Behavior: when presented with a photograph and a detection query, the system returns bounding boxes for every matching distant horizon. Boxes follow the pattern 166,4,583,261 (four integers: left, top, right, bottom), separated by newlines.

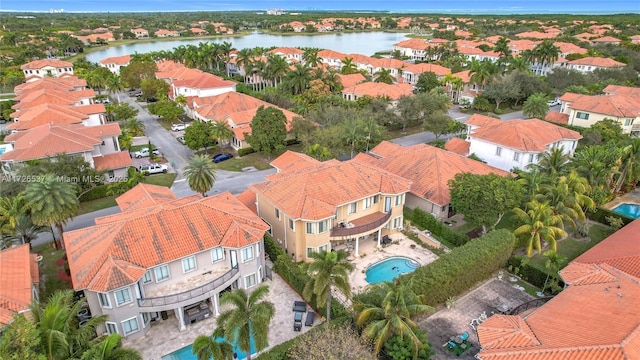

1,0,639,15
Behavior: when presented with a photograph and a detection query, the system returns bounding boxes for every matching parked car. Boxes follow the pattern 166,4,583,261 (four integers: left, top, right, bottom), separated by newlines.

212,152,233,163
177,136,186,145
137,163,168,175
171,123,190,131
133,148,160,158
547,98,562,107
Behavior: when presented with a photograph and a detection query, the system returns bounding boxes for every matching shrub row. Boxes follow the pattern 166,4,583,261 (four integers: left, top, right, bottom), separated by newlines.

587,206,634,227
78,184,110,202
264,235,350,321
404,208,469,247
506,255,565,290
405,229,515,306
237,147,255,157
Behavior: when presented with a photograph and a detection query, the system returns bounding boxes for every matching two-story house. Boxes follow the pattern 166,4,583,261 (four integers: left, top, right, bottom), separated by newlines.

566,56,625,73
99,55,132,75
401,63,451,86
250,155,412,261
20,59,74,82
171,73,236,99
131,28,149,38
269,47,305,63
0,244,40,328
355,141,510,219
64,184,269,339
461,115,582,172
342,82,414,103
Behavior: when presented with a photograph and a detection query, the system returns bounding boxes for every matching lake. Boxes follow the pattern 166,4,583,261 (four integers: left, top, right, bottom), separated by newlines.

85,32,410,63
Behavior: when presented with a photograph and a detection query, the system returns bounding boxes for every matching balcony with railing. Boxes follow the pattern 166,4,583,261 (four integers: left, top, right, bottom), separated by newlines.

330,211,391,238
137,267,239,309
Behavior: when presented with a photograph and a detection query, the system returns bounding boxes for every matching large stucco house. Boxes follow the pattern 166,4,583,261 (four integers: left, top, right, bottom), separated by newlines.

20,59,74,82
64,184,269,340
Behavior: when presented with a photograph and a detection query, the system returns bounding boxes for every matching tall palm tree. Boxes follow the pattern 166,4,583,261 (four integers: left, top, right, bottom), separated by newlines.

216,285,275,360
493,36,512,59
105,75,123,103
573,145,617,198
264,54,288,87
210,120,234,148
79,333,142,360
23,174,79,249
468,59,498,93
340,57,358,75
355,280,434,357
373,68,394,84
513,200,567,257
192,328,234,360
542,250,567,292
522,92,550,119
218,41,235,75
508,56,531,72
31,290,108,360
531,40,559,75
302,250,353,322
535,171,595,230
283,64,312,95
183,155,217,197
533,148,571,178
613,138,640,193
7,214,48,247
0,195,26,229
123,118,145,137
303,48,322,67
235,48,254,75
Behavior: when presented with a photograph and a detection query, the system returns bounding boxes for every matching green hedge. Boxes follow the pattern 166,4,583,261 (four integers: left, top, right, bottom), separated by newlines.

506,255,564,290
406,229,515,306
587,206,634,227
404,208,469,247
264,235,350,321
78,184,110,202
238,147,255,157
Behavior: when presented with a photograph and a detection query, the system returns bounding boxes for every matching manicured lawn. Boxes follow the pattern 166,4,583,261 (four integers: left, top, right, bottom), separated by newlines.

453,222,478,237
214,152,273,171
78,196,117,215
142,173,177,187
496,210,519,231
33,244,72,301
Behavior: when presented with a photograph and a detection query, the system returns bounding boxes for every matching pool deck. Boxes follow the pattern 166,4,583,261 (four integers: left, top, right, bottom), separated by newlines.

125,273,315,360
347,232,438,296
603,188,640,213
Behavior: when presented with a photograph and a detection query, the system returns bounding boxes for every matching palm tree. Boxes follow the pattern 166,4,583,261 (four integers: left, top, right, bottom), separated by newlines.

355,280,434,357
264,54,288,87
533,148,571,178
542,250,567,293
469,59,498,93
513,200,567,257
493,36,512,59
7,214,48,247
531,40,559,75
235,48,254,76
216,285,275,360
105,75,124,103
210,120,234,148
0,195,26,229
183,155,217,197
303,250,353,322
192,328,234,360
79,333,142,360
283,64,312,95
508,56,531,72
31,290,108,360
340,57,358,75
573,145,617,198
522,92,550,119
535,171,595,230
303,48,322,67
373,68,394,84
123,118,145,137
613,138,640,193
23,174,79,249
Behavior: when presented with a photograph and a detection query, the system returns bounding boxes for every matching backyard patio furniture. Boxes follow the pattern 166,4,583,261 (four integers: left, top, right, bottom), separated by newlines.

293,301,307,313
294,311,303,331
459,331,469,341
382,235,392,244
305,311,315,326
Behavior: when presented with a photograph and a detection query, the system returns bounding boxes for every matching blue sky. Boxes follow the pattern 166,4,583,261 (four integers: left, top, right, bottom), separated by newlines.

1,0,638,13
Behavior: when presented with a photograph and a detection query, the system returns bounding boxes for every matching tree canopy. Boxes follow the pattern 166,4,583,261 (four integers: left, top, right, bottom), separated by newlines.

245,106,288,159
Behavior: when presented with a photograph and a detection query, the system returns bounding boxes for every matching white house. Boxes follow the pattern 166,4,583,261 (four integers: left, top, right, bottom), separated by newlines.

20,59,74,82
99,55,132,75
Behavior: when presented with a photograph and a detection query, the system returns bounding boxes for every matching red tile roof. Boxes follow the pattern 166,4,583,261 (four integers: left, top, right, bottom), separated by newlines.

20,59,73,70
236,189,257,214
99,55,131,65
591,36,621,43
0,245,38,326
65,188,268,292
444,137,470,156
604,85,640,98
466,113,503,128
251,156,412,220
270,150,320,172
93,152,133,171
355,141,508,206
115,183,177,212
469,119,582,152
477,218,640,360
9,103,89,130
568,57,626,68
402,63,451,76
337,73,366,88
342,82,414,100
172,72,236,89
570,94,640,118
14,76,86,94
544,112,569,125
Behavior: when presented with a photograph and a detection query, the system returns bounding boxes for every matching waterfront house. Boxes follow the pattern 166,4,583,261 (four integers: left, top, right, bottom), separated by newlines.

20,59,74,82
64,184,269,340
131,28,149,38
342,82,414,103
154,29,180,38
0,244,40,328
99,55,132,75
566,57,626,73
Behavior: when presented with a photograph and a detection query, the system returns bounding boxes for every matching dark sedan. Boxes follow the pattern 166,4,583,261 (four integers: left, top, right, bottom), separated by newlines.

212,152,233,163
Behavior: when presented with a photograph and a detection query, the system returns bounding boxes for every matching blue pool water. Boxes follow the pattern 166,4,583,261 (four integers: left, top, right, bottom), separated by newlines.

162,336,256,360
612,203,640,219
365,256,420,284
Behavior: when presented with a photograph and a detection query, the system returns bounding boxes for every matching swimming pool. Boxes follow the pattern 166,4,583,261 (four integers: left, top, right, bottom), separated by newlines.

612,203,640,219
162,336,256,360
365,256,420,284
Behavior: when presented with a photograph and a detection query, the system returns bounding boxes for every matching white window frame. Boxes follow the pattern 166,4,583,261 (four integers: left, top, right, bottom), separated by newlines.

98,292,111,309
513,152,520,161
373,195,380,204
528,154,535,163
182,255,197,273
496,147,502,156
348,202,358,214
306,247,316,258
244,273,257,289
211,247,224,263
241,246,254,263
319,244,328,253
142,270,152,284
154,265,170,283
318,220,328,233
363,197,373,209
576,112,589,120
306,222,315,234
105,322,118,335
395,194,403,206
393,216,403,229
114,287,132,307
121,317,140,336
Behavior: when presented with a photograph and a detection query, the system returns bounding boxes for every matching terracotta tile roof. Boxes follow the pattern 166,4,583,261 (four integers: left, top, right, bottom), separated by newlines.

20,59,73,70
65,189,268,292
516,31,558,39
8,103,88,130
270,150,320,172
544,112,569,125
114,183,177,212
393,38,427,50
402,63,451,76
172,72,236,89
93,152,133,171
355,141,508,206
478,315,540,349
13,89,95,109
370,57,406,70
236,189,257,214
604,85,640,98
269,47,305,55
1,123,121,162
251,156,412,220
337,73,366,88
570,94,640,118
317,49,346,61
568,57,625,68
466,114,503,128
469,119,582,152
342,82,414,100
14,76,87,94
554,42,588,55
559,92,585,102
591,36,621,43
444,137,470,156
99,55,131,65
452,70,471,83
0,245,37,326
